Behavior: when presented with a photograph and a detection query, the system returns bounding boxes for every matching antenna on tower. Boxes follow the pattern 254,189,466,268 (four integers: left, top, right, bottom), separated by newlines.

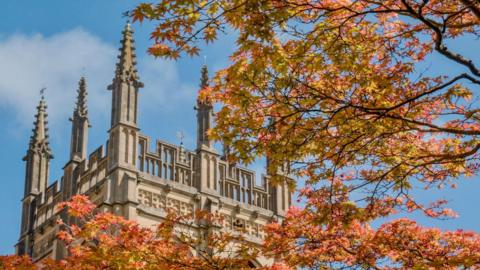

176,131,185,146
122,11,132,24
203,55,207,65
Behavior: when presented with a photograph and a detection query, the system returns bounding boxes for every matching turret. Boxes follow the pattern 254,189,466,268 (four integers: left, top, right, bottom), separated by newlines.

196,65,214,150
195,65,219,193
62,77,90,201
17,92,53,256
70,77,89,161
105,22,143,218
23,92,53,197
108,22,143,128
107,22,143,170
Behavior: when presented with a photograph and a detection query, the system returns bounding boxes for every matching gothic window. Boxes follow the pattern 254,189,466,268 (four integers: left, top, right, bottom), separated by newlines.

137,142,144,171
154,160,159,177
124,128,129,163
131,131,137,166
71,167,79,196
218,164,225,195
126,84,131,122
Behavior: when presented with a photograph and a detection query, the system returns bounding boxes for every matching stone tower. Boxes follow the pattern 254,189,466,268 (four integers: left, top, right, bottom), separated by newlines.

15,23,292,266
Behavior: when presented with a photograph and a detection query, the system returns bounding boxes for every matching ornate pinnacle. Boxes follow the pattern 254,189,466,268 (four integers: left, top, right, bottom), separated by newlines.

197,64,212,106
109,22,143,89
28,92,53,157
74,77,88,118
200,64,209,89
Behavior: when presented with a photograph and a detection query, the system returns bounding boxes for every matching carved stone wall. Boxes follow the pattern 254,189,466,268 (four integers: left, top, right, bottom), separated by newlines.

220,213,266,240
137,188,194,216
32,230,55,260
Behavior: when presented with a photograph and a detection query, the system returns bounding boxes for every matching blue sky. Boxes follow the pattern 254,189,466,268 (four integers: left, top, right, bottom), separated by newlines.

0,1,479,255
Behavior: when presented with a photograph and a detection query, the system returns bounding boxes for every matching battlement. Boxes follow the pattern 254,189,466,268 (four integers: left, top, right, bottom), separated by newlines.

137,134,275,211
138,135,196,187
70,135,283,214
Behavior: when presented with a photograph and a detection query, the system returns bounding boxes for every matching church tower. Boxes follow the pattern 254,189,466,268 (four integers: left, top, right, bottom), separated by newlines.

195,65,219,194
15,23,291,266
62,77,90,201
18,93,53,256
106,22,143,217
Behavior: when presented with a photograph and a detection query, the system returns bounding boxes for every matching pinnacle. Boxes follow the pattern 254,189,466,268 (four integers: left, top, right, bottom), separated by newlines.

74,77,88,118
29,94,52,156
200,64,209,89
109,22,143,88
197,65,212,106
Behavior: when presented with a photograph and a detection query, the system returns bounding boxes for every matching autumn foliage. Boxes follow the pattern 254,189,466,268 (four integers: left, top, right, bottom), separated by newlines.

130,0,480,269
4,0,480,269
1,195,270,270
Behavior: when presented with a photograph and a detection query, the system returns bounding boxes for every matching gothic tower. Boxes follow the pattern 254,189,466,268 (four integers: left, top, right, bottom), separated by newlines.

106,22,143,217
18,93,53,256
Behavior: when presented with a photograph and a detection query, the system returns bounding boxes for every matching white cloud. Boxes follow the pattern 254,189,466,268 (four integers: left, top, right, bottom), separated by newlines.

0,29,116,129
0,28,197,142
139,57,196,112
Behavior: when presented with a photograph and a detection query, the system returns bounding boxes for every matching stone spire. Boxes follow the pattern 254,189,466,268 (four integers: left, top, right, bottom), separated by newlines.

23,92,53,197
196,65,213,149
18,92,54,256
108,22,143,90
200,64,209,90
28,92,52,156
69,77,90,160
108,21,144,128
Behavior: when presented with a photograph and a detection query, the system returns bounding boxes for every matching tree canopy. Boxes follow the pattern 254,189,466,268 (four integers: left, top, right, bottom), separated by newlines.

130,0,480,268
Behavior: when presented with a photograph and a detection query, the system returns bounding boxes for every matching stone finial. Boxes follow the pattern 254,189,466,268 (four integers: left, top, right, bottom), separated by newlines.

196,64,214,149
28,92,53,157
108,22,144,90
74,77,88,118
197,64,212,107
200,64,209,89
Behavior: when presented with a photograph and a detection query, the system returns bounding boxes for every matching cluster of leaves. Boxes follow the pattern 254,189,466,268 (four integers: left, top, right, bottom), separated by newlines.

133,0,480,198
2,194,480,269
264,184,480,269
130,0,480,268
